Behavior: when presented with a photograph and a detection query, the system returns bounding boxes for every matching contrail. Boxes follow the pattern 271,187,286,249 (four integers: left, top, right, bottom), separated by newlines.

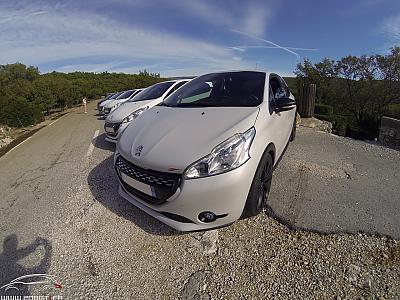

229,45,318,51
0,10,48,24
231,29,302,58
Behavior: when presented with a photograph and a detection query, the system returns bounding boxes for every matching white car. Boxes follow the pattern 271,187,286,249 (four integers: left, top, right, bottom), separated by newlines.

104,79,189,143
102,89,143,116
114,71,296,231
97,92,118,110
98,91,124,113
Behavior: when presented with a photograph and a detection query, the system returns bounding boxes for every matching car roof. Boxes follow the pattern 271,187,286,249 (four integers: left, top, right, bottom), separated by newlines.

204,69,265,74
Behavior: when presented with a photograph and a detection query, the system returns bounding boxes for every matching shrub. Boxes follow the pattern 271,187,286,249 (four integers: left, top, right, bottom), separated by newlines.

332,115,348,136
314,113,332,122
314,113,348,136
315,103,333,116
384,104,400,120
0,97,43,127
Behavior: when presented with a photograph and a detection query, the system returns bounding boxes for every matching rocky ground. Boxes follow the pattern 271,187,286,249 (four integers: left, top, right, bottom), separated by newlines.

1,102,399,299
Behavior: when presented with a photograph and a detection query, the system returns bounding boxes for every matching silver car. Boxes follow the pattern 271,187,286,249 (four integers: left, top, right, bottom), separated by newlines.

102,89,143,116
104,80,189,143
115,71,296,231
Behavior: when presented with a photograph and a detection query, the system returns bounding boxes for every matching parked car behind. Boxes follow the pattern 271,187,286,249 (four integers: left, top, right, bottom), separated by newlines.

102,89,143,116
104,79,189,143
97,92,117,110
98,91,124,113
114,71,296,231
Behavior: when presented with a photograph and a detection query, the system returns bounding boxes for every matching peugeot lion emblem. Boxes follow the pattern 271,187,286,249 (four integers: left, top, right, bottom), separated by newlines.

135,145,143,157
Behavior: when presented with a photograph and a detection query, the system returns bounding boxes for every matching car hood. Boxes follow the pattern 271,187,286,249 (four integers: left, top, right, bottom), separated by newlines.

117,106,260,173
104,99,119,108
99,99,113,108
106,100,154,123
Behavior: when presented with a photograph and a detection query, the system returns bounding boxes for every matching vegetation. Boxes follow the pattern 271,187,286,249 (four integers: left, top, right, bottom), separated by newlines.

295,47,400,139
0,63,164,127
2,54,400,140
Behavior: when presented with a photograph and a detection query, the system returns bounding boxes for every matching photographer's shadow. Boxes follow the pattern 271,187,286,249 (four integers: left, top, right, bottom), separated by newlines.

87,155,181,236
0,234,52,296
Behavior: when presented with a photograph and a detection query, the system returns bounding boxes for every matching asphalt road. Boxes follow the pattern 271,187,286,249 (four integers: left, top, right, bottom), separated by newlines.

269,127,400,239
0,101,399,299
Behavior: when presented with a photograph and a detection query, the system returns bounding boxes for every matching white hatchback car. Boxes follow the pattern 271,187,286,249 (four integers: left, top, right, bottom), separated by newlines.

98,91,124,113
115,71,296,231
104,79,189,143
102,89,143,116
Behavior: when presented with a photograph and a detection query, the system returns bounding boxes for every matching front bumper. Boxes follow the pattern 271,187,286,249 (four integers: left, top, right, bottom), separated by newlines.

115,154,258,231
104,122,128,143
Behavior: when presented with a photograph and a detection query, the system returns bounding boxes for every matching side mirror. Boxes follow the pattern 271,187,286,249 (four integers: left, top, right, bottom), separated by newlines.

275,97,296,113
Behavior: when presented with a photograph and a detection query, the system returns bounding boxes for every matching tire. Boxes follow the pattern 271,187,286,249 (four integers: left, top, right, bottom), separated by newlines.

241,151,274,218
290,119,296,142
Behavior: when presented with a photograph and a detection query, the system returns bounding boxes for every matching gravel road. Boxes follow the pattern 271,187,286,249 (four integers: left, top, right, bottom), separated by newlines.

0,101,399,299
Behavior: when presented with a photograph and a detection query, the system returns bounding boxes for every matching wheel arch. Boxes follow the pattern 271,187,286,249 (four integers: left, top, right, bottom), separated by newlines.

241,142,276,219
264,142,276,165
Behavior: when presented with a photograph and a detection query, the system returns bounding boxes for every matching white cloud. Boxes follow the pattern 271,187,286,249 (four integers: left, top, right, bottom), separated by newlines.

0,1,278,75
381,14,400,42
0,2,250,75
175,0,272,36
241,2,271,36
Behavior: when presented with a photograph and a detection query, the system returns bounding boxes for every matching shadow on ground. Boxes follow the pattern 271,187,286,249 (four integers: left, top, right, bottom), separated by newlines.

87,155,181,236
93,133,115,152
0,234,52,296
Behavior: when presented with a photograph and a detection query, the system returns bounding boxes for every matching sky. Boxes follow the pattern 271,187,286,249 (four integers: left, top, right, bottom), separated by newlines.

0,0,399,77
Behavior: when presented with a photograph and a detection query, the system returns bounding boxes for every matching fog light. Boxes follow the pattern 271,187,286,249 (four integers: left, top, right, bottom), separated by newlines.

198,211,216,223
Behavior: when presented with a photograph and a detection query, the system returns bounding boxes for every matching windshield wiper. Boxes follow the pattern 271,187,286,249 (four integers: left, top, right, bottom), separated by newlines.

157,102,172,107
176,102,211,107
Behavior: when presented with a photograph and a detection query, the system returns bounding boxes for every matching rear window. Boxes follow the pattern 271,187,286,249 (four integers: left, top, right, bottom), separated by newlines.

163,72,265,107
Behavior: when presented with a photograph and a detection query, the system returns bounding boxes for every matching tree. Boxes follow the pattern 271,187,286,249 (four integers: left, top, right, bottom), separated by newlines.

0,63,166,127
295,50,400,139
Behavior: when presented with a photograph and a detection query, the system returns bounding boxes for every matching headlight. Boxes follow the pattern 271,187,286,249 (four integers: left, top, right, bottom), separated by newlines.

122,106,149,123
184,127,256,179
113,103,122,109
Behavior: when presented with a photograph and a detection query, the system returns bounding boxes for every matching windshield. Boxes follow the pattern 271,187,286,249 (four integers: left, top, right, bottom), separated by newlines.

116,90,134,99
130,82,175,101
105,93,115,100
127,89,143,102
163,72,265,107
110,91,123,99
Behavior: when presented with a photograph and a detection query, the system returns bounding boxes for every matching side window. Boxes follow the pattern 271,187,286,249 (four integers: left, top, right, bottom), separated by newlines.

164,81,187,99
268,84,275,115
270,75,288,100
278,76,290,98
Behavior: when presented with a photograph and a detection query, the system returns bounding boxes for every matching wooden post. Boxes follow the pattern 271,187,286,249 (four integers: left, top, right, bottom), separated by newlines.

298,83,316,118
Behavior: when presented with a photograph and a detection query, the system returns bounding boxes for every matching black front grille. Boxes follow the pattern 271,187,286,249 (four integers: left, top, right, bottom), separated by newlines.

106,131,117,137
159,212,194,223
115,155,181,205
104,108,111,114
105,122,121,131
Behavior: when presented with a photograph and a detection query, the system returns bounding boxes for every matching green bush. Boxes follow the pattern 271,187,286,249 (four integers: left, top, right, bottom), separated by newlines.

314,113,332,122
315,103,333,116
346,115,379,140
0,97,43,127
332,115,348,136
384,104,400,120
0,63,165,127
314,113,348,136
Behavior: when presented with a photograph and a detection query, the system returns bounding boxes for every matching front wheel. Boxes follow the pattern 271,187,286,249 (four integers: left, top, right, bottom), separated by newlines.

241,152,273,218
